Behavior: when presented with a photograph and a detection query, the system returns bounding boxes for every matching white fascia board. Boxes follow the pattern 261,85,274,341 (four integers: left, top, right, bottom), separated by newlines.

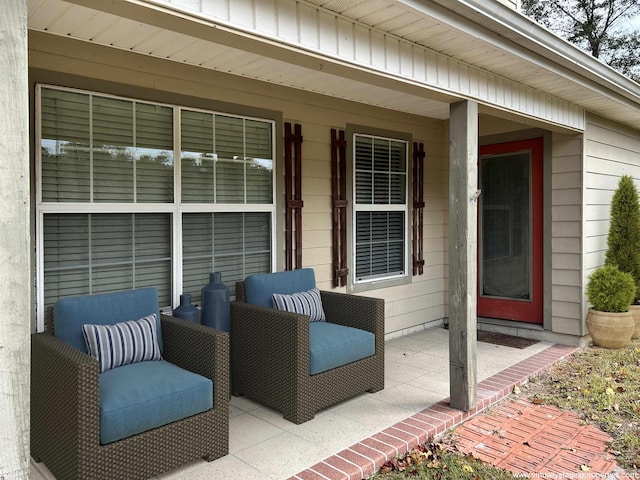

405,0,640,111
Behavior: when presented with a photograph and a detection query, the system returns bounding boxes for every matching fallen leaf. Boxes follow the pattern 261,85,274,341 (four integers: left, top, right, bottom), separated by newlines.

606,387,615,396
616,386,625,393
513,386,521,394
463,464,474,473
581,464,591,472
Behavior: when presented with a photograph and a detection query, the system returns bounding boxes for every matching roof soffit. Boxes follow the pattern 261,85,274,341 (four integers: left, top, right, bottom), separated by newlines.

27,0,640,131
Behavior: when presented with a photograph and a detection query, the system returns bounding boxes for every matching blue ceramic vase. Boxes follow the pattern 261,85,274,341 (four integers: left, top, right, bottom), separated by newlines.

172,293,200,323
201,272,230,331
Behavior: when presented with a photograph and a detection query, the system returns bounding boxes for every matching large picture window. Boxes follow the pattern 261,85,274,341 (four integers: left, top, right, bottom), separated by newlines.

36,85,276,330
353,134,408,283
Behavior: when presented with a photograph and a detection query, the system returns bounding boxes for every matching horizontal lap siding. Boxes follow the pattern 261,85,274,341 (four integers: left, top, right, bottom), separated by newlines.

29,33,449,335
552,133,583,335
584,113,640,321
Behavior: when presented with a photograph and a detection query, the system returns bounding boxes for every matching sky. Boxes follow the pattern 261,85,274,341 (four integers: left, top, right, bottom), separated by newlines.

623,14,640,31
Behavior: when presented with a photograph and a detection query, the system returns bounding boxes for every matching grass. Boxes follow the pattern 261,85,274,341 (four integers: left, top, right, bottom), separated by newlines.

368,442,516,480
369,339,640,478
521,338,640,470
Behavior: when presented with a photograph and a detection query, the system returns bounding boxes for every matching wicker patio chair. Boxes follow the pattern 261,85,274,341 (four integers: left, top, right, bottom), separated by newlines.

231,269,384,424
31,289,229,480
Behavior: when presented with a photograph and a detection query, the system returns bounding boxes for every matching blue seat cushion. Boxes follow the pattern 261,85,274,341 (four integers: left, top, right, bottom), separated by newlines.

99,360,213,444
244,269,317,307
54,288,163,354
309,322,375,375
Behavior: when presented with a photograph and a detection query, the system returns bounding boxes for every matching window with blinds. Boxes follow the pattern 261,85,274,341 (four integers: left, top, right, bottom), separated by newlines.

353,134,408,283
37,85,275,325
41,88,174,203
182,212,271,301
180,109,273,204
43,213,172,306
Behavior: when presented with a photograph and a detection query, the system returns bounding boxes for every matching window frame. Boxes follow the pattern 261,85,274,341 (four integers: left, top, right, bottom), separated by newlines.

347,125,412,292
35,84,277,331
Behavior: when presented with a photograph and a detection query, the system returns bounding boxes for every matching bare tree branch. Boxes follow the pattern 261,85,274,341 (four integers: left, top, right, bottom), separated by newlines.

522,0,640,81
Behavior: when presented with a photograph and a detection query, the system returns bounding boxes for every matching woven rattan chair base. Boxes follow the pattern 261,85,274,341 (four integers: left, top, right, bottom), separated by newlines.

32,311,230,480
231,284,384,424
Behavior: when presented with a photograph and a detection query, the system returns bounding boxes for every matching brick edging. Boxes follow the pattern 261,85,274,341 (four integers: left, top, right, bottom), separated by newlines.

289,344,578,480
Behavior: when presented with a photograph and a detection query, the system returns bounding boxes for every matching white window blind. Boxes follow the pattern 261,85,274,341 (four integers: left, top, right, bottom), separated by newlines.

43,213,172,307
353,134,408,283
181,109,273,204
41,88,174,203
37,85,275,327
182,212,271,301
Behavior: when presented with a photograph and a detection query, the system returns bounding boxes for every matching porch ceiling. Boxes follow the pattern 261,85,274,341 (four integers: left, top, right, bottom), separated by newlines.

28,0,455,119
28,0,640,130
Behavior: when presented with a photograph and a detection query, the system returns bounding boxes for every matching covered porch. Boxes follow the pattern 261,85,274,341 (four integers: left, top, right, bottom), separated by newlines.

31,325,574,479
4,0,640,477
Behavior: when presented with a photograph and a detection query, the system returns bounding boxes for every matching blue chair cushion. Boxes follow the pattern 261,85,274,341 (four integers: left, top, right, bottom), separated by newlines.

54,288,163,354
99,360,213,444
244,269,317,307
309,322,375,375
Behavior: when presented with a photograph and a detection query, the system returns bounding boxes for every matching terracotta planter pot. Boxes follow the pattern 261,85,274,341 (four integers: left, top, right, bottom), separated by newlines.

586,308,634,348
629,304,640,339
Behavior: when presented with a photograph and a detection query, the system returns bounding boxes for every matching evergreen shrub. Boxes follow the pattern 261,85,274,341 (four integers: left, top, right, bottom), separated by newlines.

586,265,635,313
605,175,640,301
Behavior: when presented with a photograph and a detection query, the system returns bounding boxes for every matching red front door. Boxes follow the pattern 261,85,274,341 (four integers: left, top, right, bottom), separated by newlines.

477,138,543,324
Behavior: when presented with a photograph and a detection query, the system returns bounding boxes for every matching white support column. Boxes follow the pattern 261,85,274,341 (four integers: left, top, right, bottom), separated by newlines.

448,100,478,411
0,0,31,478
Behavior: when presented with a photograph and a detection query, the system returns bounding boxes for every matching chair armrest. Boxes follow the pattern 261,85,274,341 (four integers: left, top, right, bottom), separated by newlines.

161,314,229,404
31,332,101,451
230,301,309,379
320,291,385,336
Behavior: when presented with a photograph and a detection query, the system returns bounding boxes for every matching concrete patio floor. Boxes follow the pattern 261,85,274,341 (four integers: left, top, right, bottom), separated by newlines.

31,325,577,480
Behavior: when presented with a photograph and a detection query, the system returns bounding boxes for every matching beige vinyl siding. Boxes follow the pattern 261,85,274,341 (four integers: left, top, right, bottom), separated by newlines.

551,133,583,336
29,32,448,335
584,113,640,318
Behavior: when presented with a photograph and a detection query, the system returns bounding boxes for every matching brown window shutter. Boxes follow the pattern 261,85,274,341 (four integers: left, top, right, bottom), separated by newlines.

284,123,304,270
412,142,426,275
331,129,349,287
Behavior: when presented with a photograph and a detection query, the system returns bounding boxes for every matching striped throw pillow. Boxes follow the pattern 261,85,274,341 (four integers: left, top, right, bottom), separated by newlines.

82,314,162,373
272,287,326,322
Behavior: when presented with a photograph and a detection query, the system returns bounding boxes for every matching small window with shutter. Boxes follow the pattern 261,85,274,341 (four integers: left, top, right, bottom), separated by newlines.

353,134,408,284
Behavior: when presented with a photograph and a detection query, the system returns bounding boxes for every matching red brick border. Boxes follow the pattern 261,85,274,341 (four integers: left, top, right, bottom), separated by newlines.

289,344,577,480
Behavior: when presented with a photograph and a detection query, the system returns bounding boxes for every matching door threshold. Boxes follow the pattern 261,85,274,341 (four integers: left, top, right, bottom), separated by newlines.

477,316,544,331
442,317,544,331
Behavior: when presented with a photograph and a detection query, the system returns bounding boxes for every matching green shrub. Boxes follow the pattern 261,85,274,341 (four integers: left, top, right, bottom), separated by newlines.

586,265,635,313
605,175,640,301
